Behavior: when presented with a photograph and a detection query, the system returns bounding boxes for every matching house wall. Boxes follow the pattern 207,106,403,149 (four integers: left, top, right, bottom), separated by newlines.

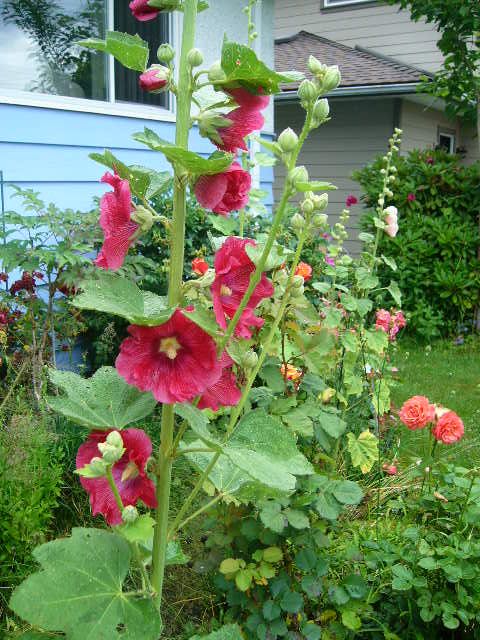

275,0,442,72
460,126,480,165
399,98,459,154
274,97,397,252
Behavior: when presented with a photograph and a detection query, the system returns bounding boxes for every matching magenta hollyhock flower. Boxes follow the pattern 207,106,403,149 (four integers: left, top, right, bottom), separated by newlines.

76,428,157,526
345,195,358,207
211,236,274,339
198,352,241,411
194,162,251,216
139,66,169,93
95,171,138,271
116,309,223,404
129,0,159,21
216,108,265,153
325,256,335,267
407,193,416,202
226,87,270,111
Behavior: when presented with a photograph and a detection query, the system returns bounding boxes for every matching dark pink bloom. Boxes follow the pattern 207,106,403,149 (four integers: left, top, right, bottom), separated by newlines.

226,87,270,111
194,162,251,216
407,193,416,202
393,310,406,329
216,108,265,153
129,0,160,21
198,352,241,411
139,66,169,93
95,172,138,271
76,428,157,526
346,195,358,207
382,463,398,476
116,309,223,404
211,236,274,339
426,156,434,165
375,309,392,333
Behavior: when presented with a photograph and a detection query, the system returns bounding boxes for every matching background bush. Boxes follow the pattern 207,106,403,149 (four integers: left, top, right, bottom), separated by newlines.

353,149,480,339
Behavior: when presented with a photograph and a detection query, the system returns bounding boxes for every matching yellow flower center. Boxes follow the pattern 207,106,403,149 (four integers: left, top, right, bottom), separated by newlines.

220,284,232,297
159,336,182,360
121,461,139,482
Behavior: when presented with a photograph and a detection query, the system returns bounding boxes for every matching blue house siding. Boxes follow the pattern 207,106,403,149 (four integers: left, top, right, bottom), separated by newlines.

0,104,274,213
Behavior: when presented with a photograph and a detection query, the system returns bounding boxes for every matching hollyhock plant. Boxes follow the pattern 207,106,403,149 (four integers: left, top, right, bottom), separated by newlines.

95,171,138,271
211,236,274,339
384,205,399,238
129,0,160,21
295,262,313,282
116,309,223,404
76,428,157,526
139,66,169,93
198,352,241,411
195,162,251,216
399,395,436,430
432,410,464,444
192,257,209,276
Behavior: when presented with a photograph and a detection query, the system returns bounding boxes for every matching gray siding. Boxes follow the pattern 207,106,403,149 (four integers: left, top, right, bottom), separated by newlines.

460,126,480,165
274,97,396,252
399,99,458,154
275,0,443,72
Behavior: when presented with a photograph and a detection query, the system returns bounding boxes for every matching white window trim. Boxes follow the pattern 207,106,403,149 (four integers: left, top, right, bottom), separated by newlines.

0,9,177,122
438,130,456,154
324,0,373,7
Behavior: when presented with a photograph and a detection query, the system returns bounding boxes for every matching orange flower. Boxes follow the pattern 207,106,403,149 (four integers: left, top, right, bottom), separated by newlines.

432,411,464,444
399,395,435,430
294,262,313,282
280,363,302,381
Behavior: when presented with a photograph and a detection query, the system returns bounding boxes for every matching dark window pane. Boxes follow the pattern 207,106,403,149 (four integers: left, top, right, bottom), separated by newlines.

114,1,169,108
0,0,107,100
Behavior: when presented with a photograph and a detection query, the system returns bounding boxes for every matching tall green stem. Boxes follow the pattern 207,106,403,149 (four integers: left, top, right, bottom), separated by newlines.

151,0,198,611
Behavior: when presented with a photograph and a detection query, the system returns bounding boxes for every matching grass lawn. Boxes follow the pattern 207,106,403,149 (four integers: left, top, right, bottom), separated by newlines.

391,337,480,465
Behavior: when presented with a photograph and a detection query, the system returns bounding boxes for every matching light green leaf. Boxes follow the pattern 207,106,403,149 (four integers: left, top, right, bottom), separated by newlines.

166,540,190,566
294,181,337,192
219,558,241,575
133,129,233,175
346,430,378,474
341,610,362,631
355,267,379,290
72,271,175,326
260,501,286,533
48,366,157,429
284,508,310,529
314,493,343,520
316,409,347,439
207,214,237,235
10,528,161,640
364,328,388,354
235,569,254,592
183,306,220,337
331,480,363,505
381,255,397,271
245,242,292,271
189,624,244,640
78,31,149,71
263,546,283,563
118,514,154,544
175,404,220,449
387,280,402,306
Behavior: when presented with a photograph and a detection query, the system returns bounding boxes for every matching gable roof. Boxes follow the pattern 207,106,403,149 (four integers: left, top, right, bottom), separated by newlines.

276,31,427,95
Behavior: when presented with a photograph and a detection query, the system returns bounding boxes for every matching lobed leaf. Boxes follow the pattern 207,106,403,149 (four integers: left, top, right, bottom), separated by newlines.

78,31,149,71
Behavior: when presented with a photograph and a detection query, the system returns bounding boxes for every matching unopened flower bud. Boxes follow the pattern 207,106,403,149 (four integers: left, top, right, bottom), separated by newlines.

187,48,203,67
157,43,175,63
322,66,341,92
313,193,328,211
76,456,108,478
288,165,309,186
139,65,170,93
122,505,139,523
208,60,227,83
301,199,315,215
298,79,317,104
291,213,306,230
98,431,125,464
241,350,258,369
307,55,324,76
313,213,328,228
106,430,124,448
132,205,154,232
321,387,336,404
277,127,298,152
313,98,329,122
292,275,304,289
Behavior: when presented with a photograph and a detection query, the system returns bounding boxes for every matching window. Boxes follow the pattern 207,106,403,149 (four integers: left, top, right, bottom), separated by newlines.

323,0,373,7
437,129,456,154
0,0,171,109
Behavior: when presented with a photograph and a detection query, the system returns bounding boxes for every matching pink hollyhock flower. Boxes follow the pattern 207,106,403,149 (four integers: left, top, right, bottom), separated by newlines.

393,310,406,329
211,236,274,339
325,256,335,267
426,156,434,165
407,193,416,202
76,428,157,526
346,195,358,207
375,309,391,333
195,162,251,216
139,66,169,93
129,0,159,21
399,395,436,430
116,309,223,404
215,108,265,153
295,262,313,282
198,352,241,411
226,87,270,111
192,257,209,276
432,410,464,444
382,463,398,476
95,172,138,271
384,206,398,238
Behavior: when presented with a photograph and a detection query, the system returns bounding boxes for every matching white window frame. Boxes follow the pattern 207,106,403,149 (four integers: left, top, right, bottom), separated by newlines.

0,7,177,122
324,0,373,7
437,130,456,154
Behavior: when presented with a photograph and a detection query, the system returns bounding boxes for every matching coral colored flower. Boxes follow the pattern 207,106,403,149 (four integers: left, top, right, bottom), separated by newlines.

432,410,464,444
281,363,302,382
195,162,251,216
226,87,270,111
407,193,416,202
129,0,159,21
192,257,209,276
382,463,398,476
76,428,157,526
384,205,399,238
198,352,241,411
95,172,138,271
211,236,274,339
139,66,169,93
116,309,223,404
393,310,406,329
346,195,358,207
375,309,391,333
399,395,436,430
295,262,313,282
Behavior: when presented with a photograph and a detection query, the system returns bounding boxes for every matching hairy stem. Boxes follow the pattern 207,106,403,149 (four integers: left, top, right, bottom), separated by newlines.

151,0,198,611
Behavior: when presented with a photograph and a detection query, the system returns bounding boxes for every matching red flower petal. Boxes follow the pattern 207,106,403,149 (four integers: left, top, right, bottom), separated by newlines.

227,87,270,111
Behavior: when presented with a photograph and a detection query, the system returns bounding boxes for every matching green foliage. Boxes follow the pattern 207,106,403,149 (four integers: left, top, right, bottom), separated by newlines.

354,149,480,338
78,31,149,72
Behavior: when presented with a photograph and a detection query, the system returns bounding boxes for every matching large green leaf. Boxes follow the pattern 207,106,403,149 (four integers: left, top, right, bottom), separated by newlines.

346,430,378,474
72,271,175,326
133,129,233,175
316,409,347,438
90,149,171,199
190,624,244,640
220,40,303,94
175,404,221,449
48,366,157,430
10,528,161,640
78,31,149,71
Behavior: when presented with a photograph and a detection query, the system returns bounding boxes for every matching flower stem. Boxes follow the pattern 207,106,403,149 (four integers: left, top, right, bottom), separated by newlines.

106,467,124,513
170,493,224,535
151,0,198,612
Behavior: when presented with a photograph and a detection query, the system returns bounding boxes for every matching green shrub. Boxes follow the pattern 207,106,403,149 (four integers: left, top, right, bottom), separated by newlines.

353,149,480,339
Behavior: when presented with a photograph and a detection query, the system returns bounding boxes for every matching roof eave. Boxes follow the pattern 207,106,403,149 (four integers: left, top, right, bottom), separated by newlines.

275,82,421,100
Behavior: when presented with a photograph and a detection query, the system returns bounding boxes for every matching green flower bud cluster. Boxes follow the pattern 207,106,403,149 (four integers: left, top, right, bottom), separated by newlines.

157,43,175,64
98,430,125,464
287,165,309,188
187,48,204,68
241,350,258,369
197,111,232,145
277,127,298,153
122,505,139,524
307,56,341,95
208,60,227,83
132,205,154,233
377,128,403,211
